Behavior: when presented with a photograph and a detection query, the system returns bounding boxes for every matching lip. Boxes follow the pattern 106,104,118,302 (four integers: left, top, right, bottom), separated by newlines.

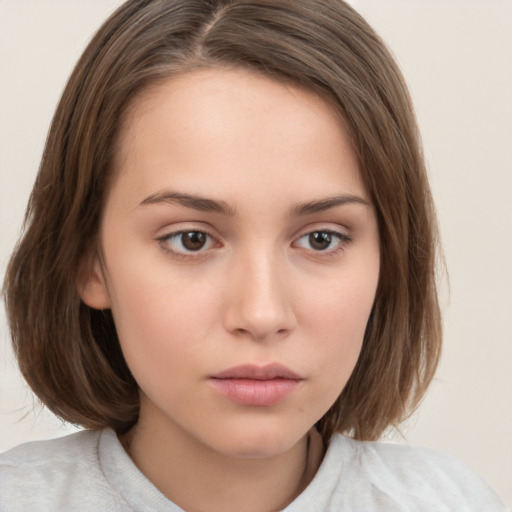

211,363,302,380
209,364,303,406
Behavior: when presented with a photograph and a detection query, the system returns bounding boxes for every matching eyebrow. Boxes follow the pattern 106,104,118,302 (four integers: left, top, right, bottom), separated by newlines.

139,191,238,216
138,190,369,216
289,194,370,216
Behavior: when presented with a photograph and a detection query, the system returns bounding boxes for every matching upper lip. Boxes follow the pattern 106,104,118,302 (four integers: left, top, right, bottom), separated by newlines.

211,363,303,380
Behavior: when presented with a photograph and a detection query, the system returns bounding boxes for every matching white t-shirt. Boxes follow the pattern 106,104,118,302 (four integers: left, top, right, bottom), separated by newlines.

0,428,508,511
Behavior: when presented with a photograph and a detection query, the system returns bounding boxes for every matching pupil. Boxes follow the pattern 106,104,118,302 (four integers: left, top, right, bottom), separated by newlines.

309,232,331,250
182,232,206,251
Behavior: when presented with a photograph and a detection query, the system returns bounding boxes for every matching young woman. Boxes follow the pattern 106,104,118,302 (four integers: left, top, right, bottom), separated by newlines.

1,1,508,510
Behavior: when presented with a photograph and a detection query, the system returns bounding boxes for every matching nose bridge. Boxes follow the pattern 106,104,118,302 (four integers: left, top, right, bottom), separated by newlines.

224,242,295,340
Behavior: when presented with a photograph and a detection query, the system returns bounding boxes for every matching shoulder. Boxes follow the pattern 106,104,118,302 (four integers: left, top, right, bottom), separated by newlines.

0,429,100,467
336,435,509,510
0,429,127,511
348,435,481,482
289,434,509,511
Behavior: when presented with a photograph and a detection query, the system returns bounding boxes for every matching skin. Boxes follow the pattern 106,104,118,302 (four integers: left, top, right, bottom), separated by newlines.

80,68,380,512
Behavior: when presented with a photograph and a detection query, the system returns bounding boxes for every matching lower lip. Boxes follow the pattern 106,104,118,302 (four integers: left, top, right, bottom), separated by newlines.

209,378,301,406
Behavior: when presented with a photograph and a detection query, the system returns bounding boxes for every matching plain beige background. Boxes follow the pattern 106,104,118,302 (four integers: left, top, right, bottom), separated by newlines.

1,0,511,507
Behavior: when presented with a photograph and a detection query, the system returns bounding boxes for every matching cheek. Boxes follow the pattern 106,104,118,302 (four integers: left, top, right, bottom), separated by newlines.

106,235,219,327
299,264,378,396
104,255,224,385
302,263,377,341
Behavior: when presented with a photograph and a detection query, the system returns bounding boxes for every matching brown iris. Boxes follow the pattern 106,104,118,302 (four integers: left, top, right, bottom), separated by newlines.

181,232,208,251
309,232,333,251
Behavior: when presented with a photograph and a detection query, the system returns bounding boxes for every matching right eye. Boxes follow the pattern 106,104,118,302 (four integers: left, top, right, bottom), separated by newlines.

158,230,217,255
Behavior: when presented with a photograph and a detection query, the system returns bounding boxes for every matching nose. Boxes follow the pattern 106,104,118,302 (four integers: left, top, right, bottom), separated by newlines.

223,248,297,342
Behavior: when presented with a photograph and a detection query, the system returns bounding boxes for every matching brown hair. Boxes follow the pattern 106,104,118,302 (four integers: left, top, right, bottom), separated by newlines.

3,0,441,441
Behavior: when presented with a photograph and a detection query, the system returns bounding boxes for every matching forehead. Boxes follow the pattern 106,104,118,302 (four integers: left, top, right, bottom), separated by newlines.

111,67,366,207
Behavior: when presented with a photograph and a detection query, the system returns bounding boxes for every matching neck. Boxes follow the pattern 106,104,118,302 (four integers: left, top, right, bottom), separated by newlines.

120,410,325,512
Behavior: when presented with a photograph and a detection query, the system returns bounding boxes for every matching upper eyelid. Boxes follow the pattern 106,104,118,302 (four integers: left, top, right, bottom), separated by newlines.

158,229,220,246
293,224,352,240
157,223,219,239
293,229,352,246
160,228,215,237
155,218,353,241
297,228,350,237
156,225,351,240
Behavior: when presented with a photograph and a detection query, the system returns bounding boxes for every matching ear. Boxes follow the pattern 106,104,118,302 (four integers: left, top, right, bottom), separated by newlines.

76,252,111,310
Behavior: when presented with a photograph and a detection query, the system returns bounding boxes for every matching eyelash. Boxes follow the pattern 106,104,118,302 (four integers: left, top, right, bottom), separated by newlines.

157,228,352,259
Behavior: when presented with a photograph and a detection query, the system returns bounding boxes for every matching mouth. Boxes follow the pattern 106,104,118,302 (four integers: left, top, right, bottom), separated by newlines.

208,363,303,406
211,363,302,381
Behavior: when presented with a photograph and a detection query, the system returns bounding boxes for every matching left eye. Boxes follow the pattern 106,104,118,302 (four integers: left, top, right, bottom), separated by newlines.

160,231,215,254
294,231,348,252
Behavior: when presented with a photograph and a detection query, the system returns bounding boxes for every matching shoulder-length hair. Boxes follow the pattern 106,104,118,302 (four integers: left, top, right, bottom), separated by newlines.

3,0,441,442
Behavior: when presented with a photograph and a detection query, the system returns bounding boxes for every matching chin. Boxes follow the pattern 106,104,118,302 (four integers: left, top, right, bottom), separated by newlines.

206,422,307,460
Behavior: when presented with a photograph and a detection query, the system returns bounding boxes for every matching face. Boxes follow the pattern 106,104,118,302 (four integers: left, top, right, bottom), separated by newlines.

81,68,380,459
